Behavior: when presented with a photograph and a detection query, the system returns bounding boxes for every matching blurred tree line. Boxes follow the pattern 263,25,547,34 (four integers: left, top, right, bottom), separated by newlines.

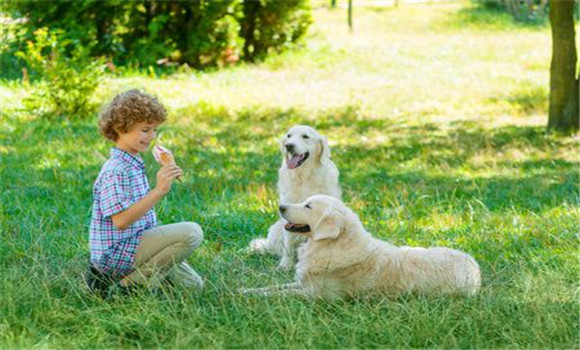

1,0,311,119
2,0,312,69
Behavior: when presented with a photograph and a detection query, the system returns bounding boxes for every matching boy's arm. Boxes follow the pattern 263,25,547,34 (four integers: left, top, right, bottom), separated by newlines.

112,163,182,230
111,189,164,230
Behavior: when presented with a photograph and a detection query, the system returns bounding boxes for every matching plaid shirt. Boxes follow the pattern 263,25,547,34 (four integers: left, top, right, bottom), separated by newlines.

89,147,157,276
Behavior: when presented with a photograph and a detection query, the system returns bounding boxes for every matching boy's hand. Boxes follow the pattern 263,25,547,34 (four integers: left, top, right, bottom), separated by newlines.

154,163,183,196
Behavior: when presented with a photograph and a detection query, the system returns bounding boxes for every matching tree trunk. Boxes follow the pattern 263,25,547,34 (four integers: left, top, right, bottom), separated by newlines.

548,0,579,132
241,0,260,62
348,0,353,32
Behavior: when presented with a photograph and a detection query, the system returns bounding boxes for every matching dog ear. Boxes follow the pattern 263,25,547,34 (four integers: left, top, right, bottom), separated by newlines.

318,136,331,163
313,208,342,241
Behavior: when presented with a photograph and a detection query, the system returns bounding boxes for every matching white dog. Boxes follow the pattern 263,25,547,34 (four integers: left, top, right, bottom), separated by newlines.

248,125,342,270
243,195,481,299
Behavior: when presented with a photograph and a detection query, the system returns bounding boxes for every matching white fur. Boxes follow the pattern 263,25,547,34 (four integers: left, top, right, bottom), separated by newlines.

243,195,481,299
248,125,342,270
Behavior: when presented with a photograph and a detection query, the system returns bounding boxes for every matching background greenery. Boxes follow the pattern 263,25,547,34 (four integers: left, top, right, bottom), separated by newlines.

0,2,578,349
1,0,312,70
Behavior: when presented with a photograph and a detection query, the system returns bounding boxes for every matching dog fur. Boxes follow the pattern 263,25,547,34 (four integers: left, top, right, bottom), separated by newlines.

243,195,481,299
248,125,342,270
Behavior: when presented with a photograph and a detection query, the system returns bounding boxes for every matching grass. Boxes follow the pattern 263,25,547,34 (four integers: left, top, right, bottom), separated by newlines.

0,2,578,349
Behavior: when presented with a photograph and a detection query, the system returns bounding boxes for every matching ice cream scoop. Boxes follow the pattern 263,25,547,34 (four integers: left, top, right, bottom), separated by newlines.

153,145,182,181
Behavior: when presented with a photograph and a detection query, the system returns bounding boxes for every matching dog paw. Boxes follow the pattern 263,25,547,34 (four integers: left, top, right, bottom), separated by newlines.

248,238,270,254
276,260,293,271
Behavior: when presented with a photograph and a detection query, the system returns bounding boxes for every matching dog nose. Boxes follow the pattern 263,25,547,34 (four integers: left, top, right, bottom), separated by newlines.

285,143,295,152
279,205,287,213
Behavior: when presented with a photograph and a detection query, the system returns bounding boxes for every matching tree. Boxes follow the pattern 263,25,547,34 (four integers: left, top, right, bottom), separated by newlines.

548,0,579,132
348,0,353,32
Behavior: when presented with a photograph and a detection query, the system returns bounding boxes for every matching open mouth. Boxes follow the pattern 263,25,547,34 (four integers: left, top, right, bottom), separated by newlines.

284,222,311,233
286,152,310,169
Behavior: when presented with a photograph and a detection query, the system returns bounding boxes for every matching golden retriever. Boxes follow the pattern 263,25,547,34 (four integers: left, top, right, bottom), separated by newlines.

248,125,342,270
243,195,481,299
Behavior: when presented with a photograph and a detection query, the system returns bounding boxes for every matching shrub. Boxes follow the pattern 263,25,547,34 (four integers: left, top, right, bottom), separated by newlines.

106,1,242,68
15,27,105,119
2,0,312,69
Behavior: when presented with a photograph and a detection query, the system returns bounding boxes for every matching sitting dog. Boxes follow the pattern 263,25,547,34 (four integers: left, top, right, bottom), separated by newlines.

243,195,481,299
248,125,342,270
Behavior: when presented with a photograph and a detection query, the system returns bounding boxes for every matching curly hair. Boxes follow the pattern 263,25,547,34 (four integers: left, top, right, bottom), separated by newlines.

99,89,167,141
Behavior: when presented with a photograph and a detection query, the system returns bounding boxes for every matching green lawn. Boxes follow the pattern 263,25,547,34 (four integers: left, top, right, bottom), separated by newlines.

0,3,578,349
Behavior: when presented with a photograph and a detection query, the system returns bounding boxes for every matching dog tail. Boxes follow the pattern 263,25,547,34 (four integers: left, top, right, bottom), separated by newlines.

460,254,481,297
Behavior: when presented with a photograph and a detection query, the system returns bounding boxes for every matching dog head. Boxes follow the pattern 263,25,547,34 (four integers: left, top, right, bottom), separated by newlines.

280,125,331,170
279,194,348,241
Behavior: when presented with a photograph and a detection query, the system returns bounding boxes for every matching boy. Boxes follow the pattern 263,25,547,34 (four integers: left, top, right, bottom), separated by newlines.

86,89,203,296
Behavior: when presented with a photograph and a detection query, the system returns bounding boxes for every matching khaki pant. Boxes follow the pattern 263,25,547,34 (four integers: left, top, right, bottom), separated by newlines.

121,222,204,289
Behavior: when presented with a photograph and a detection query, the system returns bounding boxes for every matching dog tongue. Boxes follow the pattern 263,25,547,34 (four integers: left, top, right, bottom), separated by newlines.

287,154,303,169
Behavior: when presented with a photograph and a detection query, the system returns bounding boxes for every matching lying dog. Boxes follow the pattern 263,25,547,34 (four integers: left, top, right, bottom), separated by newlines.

243,195,481,299
248,125,342,270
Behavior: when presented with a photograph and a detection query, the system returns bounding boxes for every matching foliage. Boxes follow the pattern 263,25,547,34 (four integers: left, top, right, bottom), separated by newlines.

475,0,549,22
2,0,312,69
15,27,105,119
240,0,312,62
107,1,243,68
0,16,28,81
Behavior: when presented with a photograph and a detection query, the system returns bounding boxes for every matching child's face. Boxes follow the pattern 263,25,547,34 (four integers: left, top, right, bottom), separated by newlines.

116,121,160,155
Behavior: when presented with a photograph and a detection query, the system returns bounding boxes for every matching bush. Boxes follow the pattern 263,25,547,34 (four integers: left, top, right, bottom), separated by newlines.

15,27,105,119
3,0,312,69
110,1,243,68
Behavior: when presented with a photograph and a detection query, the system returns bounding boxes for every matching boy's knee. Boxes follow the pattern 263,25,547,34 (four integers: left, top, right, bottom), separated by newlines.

182,222,203,248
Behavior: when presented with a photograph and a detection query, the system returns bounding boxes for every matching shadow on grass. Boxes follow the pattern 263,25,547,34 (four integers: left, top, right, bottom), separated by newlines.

441,2,549,31
488,85,548,114
1,106,578,303
1,103,578,350
2,105,577,247
338,124,576,208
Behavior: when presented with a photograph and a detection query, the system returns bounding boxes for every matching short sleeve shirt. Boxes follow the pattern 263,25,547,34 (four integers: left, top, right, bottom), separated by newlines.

89,147,157,276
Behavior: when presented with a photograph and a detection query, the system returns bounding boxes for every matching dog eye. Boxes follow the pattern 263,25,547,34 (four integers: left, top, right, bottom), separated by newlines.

305,204,312,209
287,134,291,138
302,134,309,139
